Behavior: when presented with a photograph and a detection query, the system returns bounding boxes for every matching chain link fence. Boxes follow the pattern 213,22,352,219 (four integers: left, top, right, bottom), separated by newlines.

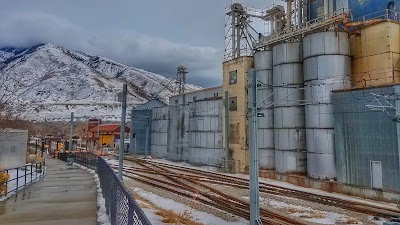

74,153,151,225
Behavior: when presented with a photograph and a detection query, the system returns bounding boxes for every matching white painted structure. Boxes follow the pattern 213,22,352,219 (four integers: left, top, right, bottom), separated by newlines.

0,129,28,169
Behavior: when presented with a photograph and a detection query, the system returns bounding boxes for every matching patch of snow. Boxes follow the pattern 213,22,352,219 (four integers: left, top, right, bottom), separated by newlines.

259,197,362,225
133,187,248,225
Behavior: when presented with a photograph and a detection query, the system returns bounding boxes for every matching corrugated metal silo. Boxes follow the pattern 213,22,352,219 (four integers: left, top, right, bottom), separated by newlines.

167,105,189,161
303,31,351,179
188,99,223,166
151,106,169,158
254,50,275,170
272,42,307,173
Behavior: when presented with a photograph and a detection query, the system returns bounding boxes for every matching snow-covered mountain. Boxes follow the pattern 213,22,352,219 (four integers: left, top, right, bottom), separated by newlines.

0,43,199,121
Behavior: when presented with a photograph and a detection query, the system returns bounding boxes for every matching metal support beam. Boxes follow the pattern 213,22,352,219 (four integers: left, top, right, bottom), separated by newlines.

248,68,260,225
145,118,149,157
69,112,74,153
118,83,127,181
224,91,230,173
129,108,135,154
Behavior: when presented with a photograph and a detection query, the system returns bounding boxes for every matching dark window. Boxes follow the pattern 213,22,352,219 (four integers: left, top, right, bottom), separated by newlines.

229,70,238,84
193,96,197,102
229,97,238,111
175,100,179,105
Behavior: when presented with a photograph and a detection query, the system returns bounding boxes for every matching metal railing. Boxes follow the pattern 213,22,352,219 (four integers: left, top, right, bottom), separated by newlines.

74,152,98,171
74,153,151,225
0,162,45,197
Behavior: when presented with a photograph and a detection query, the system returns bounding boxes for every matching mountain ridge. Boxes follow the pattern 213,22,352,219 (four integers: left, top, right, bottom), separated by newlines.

0,43,199,121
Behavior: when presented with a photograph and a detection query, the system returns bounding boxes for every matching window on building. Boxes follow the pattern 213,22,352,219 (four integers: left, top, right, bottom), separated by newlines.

229,70,237,84
193,96,197,102
229,97,238,111
175,100,179,106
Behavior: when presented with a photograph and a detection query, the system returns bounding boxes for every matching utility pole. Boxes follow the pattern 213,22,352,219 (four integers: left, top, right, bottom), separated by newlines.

69,112,74,153
248,68,260,225
224,91,230,172
145,118,150,157
118,83,127,181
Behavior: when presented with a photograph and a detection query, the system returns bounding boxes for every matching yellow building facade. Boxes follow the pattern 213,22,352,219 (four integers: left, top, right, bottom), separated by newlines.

222,56,254,173
350,21,400,88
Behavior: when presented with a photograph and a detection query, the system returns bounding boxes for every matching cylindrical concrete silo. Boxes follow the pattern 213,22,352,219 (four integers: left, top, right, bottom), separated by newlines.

254,50,274,170
272,42,306,173
303,31,351,179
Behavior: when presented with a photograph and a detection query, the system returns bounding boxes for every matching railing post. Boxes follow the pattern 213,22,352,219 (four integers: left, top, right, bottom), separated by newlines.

110,177,117,225
128,201,134,225
35,164,37,180
24,166,27,188
30,164,33,184
16,169,19,193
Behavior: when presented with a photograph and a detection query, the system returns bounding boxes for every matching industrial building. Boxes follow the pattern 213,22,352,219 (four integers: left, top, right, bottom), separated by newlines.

129,99,167,155
0,129,28,169
143,0,400,197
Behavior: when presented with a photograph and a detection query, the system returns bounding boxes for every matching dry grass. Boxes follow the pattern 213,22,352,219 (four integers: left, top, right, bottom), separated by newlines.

343,217,359,224
286,207,325,219
131,191,204,225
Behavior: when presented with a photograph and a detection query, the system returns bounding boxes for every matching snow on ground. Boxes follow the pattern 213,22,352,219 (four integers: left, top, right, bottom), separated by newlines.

256,196,361,224
148,158,399,211
132,187,248,225
0,165,46,202
74,163,111,225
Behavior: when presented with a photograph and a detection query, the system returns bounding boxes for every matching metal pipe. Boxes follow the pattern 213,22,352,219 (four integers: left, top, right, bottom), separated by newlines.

224,91,230,173
297,0,303,27
248,68,260,225
286,0,292,32
118,83,127,181
324,0,329,17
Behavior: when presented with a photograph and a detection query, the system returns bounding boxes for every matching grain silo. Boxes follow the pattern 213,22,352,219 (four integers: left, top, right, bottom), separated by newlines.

272,42,306,173
303,31,351,179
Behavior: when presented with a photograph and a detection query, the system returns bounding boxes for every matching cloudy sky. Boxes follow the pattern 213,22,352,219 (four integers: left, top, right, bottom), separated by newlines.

0,0,276,87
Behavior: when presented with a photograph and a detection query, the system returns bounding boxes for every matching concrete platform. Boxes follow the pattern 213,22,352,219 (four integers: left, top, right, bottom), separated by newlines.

0,157,97,225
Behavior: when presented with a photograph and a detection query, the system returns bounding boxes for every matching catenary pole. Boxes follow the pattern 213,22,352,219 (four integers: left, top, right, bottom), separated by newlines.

118,83,127,181
248,68,260,225
224,91,230,172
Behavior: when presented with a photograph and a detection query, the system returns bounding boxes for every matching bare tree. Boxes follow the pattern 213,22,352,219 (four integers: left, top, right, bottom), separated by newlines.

0,71,30,140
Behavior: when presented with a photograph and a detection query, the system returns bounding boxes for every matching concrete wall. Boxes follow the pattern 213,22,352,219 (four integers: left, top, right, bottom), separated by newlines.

222,56,254,173
0,129,28,169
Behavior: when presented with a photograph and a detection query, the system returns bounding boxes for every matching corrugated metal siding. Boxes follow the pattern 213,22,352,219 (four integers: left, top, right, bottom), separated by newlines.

333,86,400,192
131,109,152,155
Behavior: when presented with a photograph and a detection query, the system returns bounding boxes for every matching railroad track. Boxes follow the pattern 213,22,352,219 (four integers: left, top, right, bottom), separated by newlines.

112,162,305,225
123,157,400,218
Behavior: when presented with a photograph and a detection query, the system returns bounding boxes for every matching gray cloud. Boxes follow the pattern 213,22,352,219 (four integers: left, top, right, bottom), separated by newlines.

0,12,223,87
